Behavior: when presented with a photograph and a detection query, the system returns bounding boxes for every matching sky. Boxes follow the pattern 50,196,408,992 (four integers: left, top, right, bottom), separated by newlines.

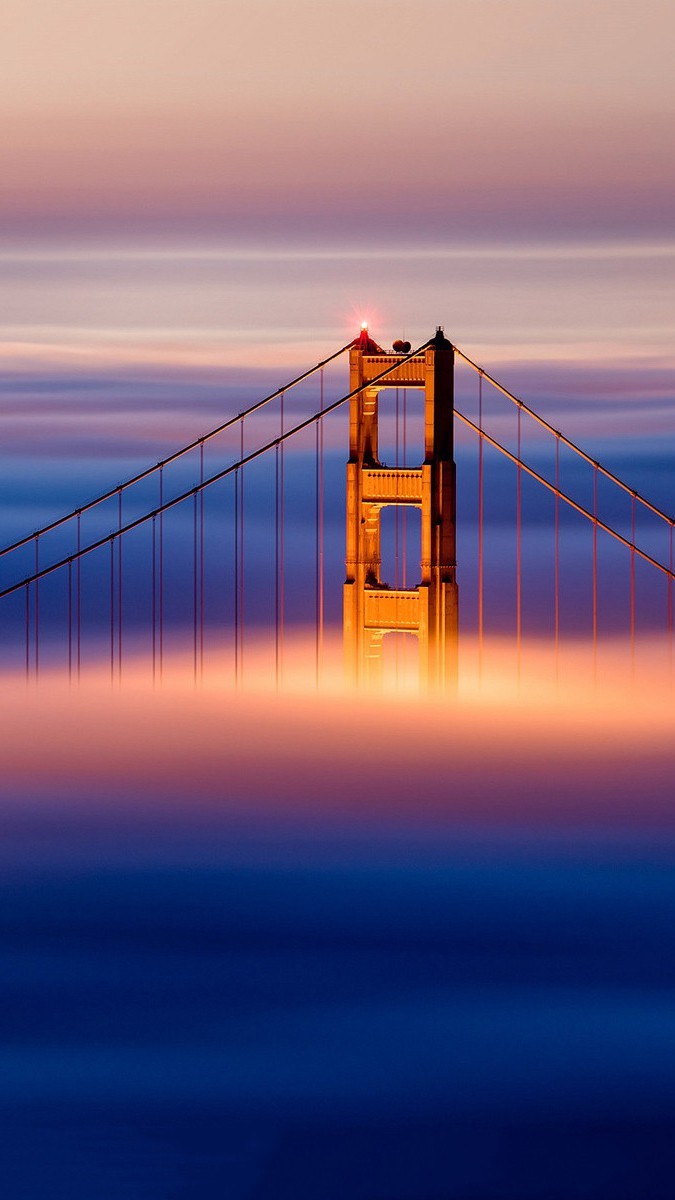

2,0,673,241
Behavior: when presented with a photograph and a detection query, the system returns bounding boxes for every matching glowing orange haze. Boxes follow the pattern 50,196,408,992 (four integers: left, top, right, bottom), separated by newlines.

1,635,673,830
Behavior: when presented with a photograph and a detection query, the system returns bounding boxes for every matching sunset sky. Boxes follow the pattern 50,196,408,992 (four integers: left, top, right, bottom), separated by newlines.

2,0,673,390
2,0,673,238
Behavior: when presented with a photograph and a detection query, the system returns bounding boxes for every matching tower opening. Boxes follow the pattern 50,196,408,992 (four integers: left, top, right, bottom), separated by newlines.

376,388,425,471
379,504,422,591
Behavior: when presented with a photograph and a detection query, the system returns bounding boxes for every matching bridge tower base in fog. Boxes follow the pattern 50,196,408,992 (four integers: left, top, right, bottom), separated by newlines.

344,326,459,690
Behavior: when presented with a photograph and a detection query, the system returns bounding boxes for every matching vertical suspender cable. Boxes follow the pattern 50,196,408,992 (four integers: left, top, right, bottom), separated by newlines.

312,369,324,691
25,583,29,683
110,538,115,683
402,388,407,588
110,538,115,685
68,559,73,683
240,418,245,685
279,397,284,680
199,441,205,682
152,515,157,685
318,367,325,680
554,435,560,681
395,388,400,588
117,490,123,680
34,535,39,680
77,513,81,679
516,405,522,678
395,386,400,685
669,525,673,681
630,494,636,676
159,466,164,680
662,520,667,681
593,464,598,678
314,393,319,691
193,491,198,686
234,465,239,688
275,441,280,690
478,373,484,679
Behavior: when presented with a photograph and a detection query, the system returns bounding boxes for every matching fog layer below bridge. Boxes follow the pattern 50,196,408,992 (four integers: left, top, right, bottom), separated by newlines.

0,665,674,1198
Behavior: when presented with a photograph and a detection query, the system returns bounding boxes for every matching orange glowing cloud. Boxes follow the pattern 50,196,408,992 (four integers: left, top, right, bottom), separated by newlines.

0,635,673,832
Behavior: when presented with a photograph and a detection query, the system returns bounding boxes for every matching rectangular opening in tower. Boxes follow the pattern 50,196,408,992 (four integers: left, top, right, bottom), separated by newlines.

375,388,425,469
379,505,422,591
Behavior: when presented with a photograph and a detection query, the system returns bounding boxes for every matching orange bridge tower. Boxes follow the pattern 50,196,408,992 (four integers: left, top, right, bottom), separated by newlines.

344,326,459,690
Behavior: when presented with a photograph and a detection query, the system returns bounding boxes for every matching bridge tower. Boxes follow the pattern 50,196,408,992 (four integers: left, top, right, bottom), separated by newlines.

344,326,459,690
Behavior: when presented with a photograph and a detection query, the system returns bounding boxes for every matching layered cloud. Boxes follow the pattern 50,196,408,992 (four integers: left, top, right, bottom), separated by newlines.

1,0,673,240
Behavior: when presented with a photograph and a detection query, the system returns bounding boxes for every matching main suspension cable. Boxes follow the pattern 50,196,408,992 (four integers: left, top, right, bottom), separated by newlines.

455,411,675,583
0,342,353,559
454,347,675,529
0,345,428,600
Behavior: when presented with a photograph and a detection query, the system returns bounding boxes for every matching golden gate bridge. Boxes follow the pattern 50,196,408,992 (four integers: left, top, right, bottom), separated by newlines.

1,325,673,690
